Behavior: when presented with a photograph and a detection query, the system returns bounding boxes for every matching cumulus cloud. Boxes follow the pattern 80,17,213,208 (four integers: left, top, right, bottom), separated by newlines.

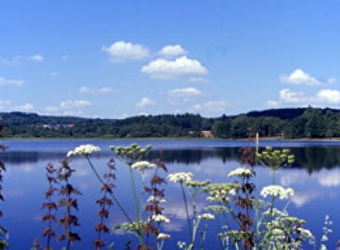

0,100,33,112
141,56,208,79
276,88,340,106
280,68,335,85
0,77,25,86
266,100,280,107
193,100,229,114
158,45,187,57
279,89,306,103
45,100,91,116
79,86,116,94
101,41,149,62
60,100,91,109
169,87,201,97
316,89,340,104
136,97,155,108
14,103,34,111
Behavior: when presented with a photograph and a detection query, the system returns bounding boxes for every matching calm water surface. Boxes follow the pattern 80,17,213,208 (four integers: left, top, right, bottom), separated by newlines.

1,139,340,249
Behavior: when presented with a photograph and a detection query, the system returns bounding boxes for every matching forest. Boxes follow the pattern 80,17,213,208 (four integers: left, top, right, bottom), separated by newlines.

1,106,340,139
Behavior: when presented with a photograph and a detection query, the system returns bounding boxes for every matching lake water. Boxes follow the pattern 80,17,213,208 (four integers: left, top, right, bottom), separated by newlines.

1,139,340,249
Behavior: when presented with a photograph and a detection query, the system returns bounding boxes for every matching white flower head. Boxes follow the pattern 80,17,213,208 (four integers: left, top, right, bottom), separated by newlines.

67,144,101,157
260,185,295,199
147,196,167,204
149,214,170,223
167,172,193,183
263,208,288,217
228,167,254,178
131,161,155,171
157,233,171,239
198,213,215,221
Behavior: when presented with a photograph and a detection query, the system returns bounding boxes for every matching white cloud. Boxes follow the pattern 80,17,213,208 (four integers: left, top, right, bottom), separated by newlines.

14,103,34,111
60,100,91,109
0,100,11,110
0,54,44,65
0,77,25,86
169,87,201,97
136,97,155,108
101,41,149,62
141,56,208,79
280,68,336,86
316,89,340,104
79,86,116,94
193,100,229,114
16,54,43,62
158,45,187,57
280,69,321,85
279,89,306,103
189,77,209,83
316,170,340,186
26,54,44,62
266,100,280,107
44,106,59,113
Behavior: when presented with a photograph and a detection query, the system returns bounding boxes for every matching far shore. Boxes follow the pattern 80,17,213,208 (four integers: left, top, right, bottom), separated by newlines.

2,136,340,142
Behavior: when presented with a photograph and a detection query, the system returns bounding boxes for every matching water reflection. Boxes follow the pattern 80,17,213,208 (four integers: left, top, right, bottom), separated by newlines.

0,140,340,249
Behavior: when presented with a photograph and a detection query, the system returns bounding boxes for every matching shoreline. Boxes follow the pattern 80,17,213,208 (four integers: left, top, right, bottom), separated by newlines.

2,136,340,142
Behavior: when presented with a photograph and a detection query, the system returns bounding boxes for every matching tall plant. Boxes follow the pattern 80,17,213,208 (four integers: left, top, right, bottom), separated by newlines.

0,119,8,250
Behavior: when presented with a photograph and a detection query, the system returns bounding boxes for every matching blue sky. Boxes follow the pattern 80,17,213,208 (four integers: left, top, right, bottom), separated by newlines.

1,0,340,118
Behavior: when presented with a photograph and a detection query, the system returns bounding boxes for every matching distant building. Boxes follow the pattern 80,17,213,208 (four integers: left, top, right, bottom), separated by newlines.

38,124,75,129
201,130,213,138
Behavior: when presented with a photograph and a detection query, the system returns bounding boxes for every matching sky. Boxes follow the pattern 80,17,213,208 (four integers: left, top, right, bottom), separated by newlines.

1,0,340,119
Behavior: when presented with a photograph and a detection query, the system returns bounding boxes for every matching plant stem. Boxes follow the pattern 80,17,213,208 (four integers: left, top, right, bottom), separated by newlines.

129,166,140,223
180,182,192,241
85,156,133,223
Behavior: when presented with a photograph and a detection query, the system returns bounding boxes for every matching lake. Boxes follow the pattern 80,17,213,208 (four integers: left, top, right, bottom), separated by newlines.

0,139,340,249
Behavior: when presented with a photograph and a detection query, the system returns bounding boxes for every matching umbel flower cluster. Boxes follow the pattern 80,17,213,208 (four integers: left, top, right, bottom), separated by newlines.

260,185,295,200
67,144,101,157
39,143,329,250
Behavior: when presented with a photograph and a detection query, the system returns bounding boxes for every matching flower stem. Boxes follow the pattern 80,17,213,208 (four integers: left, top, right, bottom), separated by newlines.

85,156,133,223
180,182,192,241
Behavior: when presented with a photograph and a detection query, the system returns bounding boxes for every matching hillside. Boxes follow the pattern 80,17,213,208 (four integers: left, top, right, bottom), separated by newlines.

1,107,340,139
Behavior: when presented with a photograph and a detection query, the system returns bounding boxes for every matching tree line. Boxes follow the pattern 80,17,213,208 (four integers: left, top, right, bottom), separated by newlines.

1,107,340,139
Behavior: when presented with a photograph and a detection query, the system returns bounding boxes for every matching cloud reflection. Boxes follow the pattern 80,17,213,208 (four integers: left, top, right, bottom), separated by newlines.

314,169,340,187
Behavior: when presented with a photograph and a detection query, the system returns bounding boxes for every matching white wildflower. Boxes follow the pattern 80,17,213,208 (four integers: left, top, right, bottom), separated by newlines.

263,208,288,217
147,196,167,203
66,144,101,157
227,167,254,178
207,189,231,203
298,228,314,239
167,172,193,183
260,185,295,199
149,214,170,223
229,188,237,195
198,213,215,221
131,161,155,171
321,235,328,241
319,244,327,250
157,233,171,239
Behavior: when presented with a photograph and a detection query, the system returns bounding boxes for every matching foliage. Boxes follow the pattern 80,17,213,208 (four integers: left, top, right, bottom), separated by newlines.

3,107,340,139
